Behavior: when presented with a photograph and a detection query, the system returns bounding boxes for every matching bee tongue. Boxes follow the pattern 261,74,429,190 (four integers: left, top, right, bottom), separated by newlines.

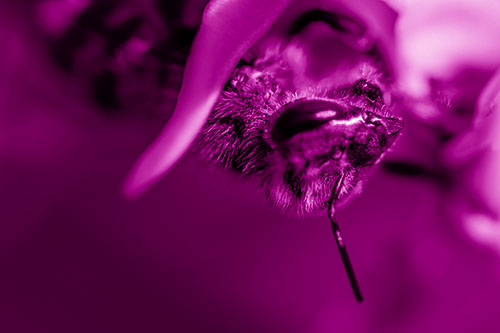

271,99,347,143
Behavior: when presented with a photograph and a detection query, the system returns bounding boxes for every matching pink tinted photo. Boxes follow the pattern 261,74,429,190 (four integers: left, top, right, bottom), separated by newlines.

1,0,500,332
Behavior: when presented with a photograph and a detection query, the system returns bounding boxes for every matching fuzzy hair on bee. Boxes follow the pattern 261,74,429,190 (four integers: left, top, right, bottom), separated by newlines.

197,29,404,217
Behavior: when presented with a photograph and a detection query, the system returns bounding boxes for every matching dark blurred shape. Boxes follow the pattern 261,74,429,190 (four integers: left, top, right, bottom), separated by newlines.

93,70,119,109
50,1,116,71
45,0,197,113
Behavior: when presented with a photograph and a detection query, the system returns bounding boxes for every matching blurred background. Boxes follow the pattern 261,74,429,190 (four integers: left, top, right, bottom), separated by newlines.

1,1,500,332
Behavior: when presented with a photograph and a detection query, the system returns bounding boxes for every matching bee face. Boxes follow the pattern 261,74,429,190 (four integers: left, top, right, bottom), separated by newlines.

198,8,403,216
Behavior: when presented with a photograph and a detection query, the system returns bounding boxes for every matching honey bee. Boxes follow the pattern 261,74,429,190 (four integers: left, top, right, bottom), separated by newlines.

191,5,405,301
39,0,406,302
197,8,403,217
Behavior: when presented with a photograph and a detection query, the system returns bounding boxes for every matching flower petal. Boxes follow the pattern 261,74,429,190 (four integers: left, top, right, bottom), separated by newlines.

123,0,292,198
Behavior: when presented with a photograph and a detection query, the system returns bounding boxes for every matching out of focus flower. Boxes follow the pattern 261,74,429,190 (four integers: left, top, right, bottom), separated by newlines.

392,0,500,254
447,70,500,255
393,0,500,98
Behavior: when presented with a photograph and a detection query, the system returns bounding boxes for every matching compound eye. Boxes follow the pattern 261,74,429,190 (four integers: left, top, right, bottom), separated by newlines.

354,79,383,104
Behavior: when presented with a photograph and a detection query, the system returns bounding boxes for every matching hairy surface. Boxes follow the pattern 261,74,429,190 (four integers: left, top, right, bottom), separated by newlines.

197,17,404,216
